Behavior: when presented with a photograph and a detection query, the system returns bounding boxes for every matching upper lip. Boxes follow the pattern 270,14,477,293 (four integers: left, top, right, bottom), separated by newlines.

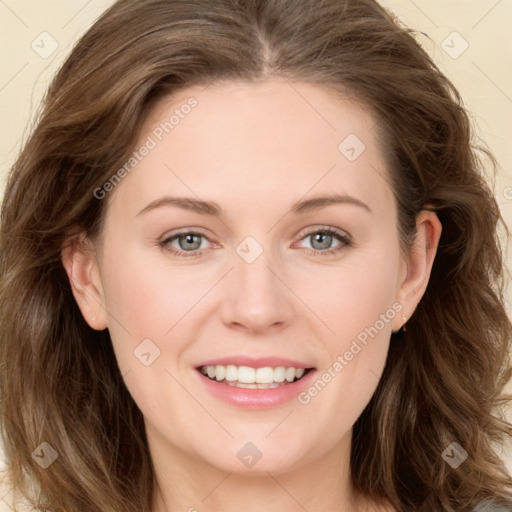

196,356,315,369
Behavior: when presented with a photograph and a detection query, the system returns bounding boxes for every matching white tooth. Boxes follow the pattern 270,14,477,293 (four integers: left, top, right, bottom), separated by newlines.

285,367,296,382
274,366,286,382
237,366,256,383
215,365,226,381
225,365,238,382
223,381,287,389
255,367,274,384
256,383,273,389
236,382,258,389
202,364,307,383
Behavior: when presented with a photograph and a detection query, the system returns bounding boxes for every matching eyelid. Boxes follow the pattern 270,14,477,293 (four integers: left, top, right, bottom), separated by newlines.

297,225,352,243
161,229,210,241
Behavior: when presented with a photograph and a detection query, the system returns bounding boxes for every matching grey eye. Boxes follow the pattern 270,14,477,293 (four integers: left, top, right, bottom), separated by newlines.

176,233,203,251
308,232,334,251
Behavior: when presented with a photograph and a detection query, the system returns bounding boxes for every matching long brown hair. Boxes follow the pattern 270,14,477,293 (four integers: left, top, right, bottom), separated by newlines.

1,0,511,510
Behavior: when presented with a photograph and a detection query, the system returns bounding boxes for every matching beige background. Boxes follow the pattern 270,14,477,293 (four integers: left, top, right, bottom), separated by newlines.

0,0,511,481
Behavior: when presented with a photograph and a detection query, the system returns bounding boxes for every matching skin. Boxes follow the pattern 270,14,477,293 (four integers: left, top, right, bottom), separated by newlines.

62,77,442,512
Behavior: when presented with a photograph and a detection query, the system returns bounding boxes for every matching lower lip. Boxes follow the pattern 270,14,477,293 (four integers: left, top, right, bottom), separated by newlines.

195,369,317,409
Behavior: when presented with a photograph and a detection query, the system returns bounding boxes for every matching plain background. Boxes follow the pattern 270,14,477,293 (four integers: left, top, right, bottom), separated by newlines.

0,0,511,472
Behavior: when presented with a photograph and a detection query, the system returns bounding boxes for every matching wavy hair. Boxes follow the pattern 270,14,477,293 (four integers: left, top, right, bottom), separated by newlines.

1,0,511,510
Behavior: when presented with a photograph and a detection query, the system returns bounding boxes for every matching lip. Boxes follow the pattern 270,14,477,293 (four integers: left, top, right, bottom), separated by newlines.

194,367,317,409
195,356,313,369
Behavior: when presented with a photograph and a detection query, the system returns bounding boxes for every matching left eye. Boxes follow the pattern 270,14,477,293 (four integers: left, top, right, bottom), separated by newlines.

296,228,350,252
163,232,208,253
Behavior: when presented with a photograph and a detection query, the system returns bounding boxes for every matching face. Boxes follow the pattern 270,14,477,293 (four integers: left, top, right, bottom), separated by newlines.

67,77,436,477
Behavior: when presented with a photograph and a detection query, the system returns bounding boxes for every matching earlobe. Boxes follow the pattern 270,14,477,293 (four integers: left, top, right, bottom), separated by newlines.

61,234,108,330
393,210,442,331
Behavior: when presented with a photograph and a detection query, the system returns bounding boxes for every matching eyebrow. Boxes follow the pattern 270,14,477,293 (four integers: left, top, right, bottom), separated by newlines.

136,193,372,217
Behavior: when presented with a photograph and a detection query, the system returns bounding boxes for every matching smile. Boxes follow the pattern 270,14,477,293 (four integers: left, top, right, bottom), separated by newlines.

195,362,317,409
198,364,312,389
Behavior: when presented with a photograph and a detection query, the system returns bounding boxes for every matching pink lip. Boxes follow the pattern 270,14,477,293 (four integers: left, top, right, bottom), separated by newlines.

194,368,317,409
195,356,314,369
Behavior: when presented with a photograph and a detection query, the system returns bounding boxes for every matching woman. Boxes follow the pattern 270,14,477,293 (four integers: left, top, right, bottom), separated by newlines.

0,0,511,510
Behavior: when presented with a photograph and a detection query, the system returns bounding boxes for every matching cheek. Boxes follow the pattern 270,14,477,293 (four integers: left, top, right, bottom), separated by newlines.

98,241,198,419
297,243,400,412
301,242,401,341
100,240,199,335
98,239,195,379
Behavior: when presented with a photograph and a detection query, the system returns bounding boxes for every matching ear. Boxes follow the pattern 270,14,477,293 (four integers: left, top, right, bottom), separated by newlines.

61,234,108,330
392,210,442,331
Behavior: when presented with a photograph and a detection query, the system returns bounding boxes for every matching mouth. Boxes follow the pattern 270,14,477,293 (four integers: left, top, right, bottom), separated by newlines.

196,364,315,389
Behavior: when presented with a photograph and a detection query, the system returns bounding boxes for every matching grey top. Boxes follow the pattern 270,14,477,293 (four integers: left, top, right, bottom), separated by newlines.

469,499,512,511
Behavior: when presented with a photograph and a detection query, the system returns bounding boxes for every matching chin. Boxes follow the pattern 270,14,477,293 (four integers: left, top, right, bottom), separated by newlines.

197,442,308,476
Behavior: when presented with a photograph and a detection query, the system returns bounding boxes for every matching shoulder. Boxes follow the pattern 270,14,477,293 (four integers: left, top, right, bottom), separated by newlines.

468,499,512,511
376,498,512,512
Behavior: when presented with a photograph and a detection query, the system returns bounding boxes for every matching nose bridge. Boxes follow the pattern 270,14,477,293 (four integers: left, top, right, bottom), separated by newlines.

235,234,281,304
220,234,293,331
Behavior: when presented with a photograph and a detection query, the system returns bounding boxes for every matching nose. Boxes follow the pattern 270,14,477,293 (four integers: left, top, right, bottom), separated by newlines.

219,244,295,334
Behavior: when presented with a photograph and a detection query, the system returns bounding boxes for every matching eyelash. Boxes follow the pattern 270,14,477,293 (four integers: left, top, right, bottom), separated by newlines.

159,227,352,259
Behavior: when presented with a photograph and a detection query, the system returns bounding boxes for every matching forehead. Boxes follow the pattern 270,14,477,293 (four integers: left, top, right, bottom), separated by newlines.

106,78,394,220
